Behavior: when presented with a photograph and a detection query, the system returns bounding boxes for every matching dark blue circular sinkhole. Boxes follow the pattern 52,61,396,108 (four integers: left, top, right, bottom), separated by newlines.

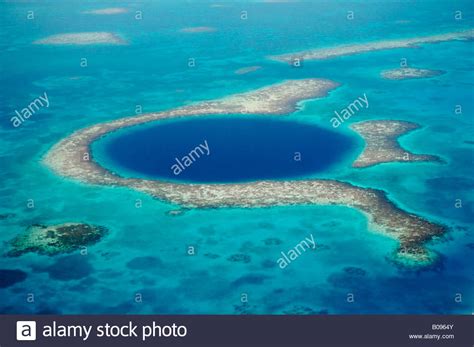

95,116,358,183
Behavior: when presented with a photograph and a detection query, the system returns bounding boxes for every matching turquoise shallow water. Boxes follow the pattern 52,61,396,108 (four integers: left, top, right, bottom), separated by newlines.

0,1,473,314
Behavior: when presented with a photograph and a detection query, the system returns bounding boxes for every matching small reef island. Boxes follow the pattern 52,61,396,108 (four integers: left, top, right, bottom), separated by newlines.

234,66,262,75
381,67,445,80
43,78,445,265
34,32,126,45
6,223,108,257
351,120,441,167
269,29,474,62
82,7,128,15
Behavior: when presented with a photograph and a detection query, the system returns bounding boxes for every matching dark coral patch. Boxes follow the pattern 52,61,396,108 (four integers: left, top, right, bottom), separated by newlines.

263,237,282,246
35,307,62,314
0,213,15,220
327,267,368,288
203,253,220,259
227,254,251,263
0,269,27,288
45,254,93,281
233,303,257,315
7,223,108,257
283,305,328,315
312,243,330,251
232,274,270,286
343,266,367,276
261,259,275,268
258,222,275,229
126,256,162,270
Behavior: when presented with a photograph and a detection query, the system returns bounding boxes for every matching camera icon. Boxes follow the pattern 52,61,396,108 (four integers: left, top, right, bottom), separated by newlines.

16,321,36,341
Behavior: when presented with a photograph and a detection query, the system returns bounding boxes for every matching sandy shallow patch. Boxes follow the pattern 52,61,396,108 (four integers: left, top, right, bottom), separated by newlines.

82,8,128,15
381,67,445,80
34,32,127,45
180,27,217,33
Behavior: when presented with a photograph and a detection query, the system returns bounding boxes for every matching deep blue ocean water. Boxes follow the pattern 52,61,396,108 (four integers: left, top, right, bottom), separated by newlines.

0,1,473,314
94,117,358,182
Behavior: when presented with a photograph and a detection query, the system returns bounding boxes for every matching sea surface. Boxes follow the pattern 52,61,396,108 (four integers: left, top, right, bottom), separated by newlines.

0,0,473,314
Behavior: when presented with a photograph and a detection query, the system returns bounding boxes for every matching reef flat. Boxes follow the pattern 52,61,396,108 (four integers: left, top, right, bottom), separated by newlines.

351,120,441,168
6,223,108,257
43,79,444,264
138,180,443,264
234,66,262,75
269,29,474,63
34,32,126,45
381,67,445,80
179,26,217,33
82,8,128,15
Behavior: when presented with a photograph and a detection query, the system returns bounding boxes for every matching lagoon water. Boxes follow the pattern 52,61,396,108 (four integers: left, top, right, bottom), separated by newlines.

0,1,473,314
95,117,358,183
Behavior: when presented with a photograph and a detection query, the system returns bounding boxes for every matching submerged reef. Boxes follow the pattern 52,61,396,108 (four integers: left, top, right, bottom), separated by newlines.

351,120,442,168
381,67,445,80
6,223,108,257
43,79,446,264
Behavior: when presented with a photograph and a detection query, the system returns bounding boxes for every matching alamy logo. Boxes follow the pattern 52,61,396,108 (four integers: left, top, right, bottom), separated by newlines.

170,139,210,176
16,321,37,341
10,92,50,128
